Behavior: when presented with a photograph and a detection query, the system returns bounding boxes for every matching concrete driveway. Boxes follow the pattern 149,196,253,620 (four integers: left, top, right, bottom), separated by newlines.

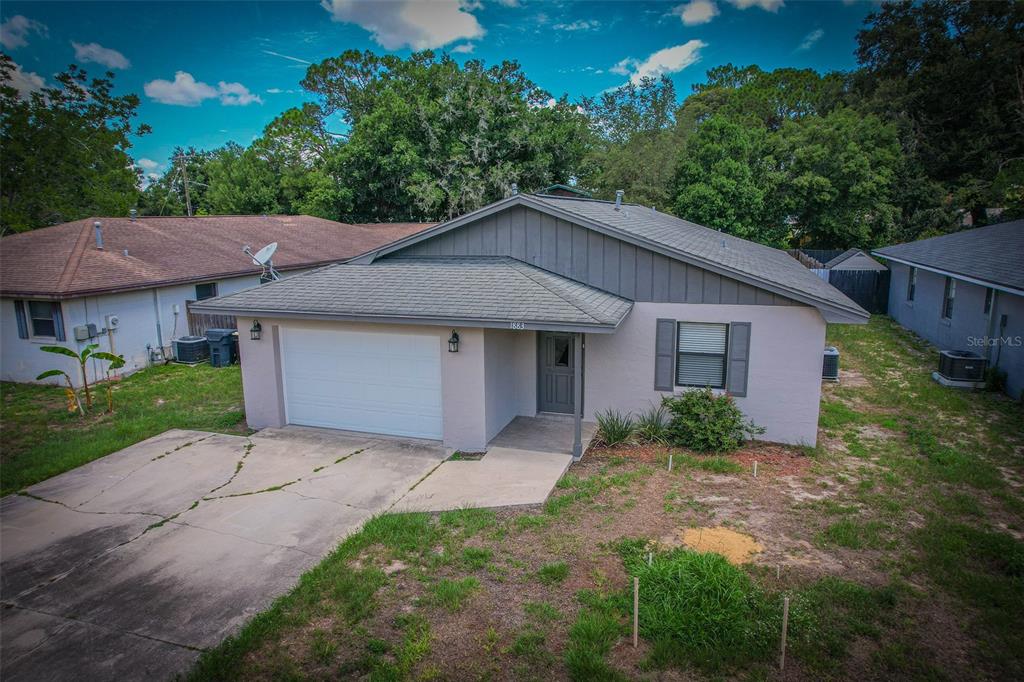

0,426,447,681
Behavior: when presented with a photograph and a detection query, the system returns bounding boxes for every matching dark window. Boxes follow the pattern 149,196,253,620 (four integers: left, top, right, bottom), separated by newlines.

28,301,57,337
942,277,956,319
553,338,570,367
195,282,218,300
676,322,728,389
907,267,917,301
984,288,994,314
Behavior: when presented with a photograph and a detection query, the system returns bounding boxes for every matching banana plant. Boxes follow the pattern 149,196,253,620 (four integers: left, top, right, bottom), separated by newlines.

92,351,125,413
35,369,84,415
39,343,99,408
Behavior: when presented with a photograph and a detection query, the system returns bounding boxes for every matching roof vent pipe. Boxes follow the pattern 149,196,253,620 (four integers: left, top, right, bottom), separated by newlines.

614,189,624,210
511,183,518,196
129,208,137,221
94,221,104,250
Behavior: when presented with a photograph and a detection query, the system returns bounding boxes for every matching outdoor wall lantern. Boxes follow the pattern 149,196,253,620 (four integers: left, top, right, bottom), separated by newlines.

250,319,263,341
448,330,460,353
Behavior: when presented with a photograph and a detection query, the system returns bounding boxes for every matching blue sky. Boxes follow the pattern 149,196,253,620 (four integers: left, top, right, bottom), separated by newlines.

2,1,873,181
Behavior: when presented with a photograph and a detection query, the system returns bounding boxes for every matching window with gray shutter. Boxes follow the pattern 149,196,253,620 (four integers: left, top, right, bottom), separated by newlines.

676,322,728,389
654,318,675,391
726,322,751,397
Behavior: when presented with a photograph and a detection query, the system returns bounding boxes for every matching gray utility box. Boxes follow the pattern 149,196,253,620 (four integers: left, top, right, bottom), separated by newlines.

174,336,209,364
206,328,238,368
73,323,98,341
822,346,840,382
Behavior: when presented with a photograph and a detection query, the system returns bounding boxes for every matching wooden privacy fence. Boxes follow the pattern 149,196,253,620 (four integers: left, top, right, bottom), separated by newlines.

186,300,237,337
827,269,890,314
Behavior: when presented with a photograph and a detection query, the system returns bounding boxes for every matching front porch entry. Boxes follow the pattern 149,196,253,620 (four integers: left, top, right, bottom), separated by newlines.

538,331,579,414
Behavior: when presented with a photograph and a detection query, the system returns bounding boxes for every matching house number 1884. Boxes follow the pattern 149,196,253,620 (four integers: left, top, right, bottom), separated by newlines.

509,321,525,330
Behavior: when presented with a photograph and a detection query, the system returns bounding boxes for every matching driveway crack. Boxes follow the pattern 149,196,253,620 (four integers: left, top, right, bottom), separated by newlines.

16,492,164,519
1,602,205,652
165,520,320,559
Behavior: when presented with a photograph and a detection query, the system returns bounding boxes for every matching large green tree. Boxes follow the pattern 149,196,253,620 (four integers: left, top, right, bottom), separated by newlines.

581,77,686,210
773,107,902,248
854,0,1024,224
1,55,149,233
670,114,783,245
301,50,592,221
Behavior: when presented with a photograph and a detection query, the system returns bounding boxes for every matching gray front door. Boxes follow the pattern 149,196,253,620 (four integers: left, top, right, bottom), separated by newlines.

538,332,576,414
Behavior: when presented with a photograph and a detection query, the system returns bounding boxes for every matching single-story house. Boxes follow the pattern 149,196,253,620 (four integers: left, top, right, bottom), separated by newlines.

873,219,1024,399
193,193,868,455
0,215,433,385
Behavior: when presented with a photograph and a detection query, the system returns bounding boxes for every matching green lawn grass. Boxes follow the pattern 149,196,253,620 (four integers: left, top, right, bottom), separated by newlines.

0,363,247,495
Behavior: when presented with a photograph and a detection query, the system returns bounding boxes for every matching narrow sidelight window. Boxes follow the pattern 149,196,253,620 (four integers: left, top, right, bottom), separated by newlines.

676,322,728,389
907,267,917,301
984,287,994,315
942,277,956,319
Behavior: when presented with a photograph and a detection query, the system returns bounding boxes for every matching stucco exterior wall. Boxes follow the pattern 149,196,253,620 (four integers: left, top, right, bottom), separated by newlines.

483,328,537,441
887,263,1023,398
236,317,494,452
1,271,309,386
584,302,827,446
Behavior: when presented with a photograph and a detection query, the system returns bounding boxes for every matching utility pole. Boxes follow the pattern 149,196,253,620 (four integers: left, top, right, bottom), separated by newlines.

176,153,193,217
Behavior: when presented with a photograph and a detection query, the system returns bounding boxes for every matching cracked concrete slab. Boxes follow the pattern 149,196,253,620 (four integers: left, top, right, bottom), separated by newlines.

394,446,573,512
1,605,201,682
0,426,448,680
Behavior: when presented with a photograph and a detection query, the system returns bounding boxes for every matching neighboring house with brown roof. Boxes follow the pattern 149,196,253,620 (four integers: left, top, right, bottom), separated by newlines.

0,215,434,385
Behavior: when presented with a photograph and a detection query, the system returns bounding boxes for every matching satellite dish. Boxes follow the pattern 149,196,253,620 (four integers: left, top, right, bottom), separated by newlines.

252,242,278,265
241,242,282,283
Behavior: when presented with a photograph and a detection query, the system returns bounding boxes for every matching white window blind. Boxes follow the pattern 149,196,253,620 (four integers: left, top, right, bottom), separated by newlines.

676,322,728,388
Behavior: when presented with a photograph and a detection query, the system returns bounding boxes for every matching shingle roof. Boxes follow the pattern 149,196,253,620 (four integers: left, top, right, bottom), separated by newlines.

526,195,866,318
0,215,435,298
191,257,633,331
824,248,863,269
873,220,1024,293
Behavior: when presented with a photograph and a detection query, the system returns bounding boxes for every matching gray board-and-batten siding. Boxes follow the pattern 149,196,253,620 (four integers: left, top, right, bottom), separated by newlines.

388,205,799,307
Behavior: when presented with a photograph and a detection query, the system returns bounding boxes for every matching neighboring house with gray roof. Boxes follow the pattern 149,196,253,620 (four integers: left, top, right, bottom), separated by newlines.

195,193,868,455
873,220,1024,399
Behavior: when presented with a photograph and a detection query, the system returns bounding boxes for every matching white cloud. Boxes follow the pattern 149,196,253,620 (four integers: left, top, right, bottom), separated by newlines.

136,158,161,172
450,42,475,53
672,0,719,26
144,71,262,106
554,19,600,32
796,28,824,52
145,71,218,106
217,80,263,106
612,40,707,85
71,41,131,69
0,15,47,50
320,0,485,50
3,60,45,97
724,0,784,12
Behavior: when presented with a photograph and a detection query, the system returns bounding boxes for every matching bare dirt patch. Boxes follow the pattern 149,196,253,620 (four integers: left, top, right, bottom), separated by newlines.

663,525,764,564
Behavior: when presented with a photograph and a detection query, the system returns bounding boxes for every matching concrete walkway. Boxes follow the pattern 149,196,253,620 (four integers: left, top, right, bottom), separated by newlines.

396,415,596,512
0,427,447,681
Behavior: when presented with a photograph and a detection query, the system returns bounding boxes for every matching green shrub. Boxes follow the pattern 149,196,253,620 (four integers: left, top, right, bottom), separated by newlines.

595,410,635,446
616,539,774,670
634,403,669,444
661,388,764,452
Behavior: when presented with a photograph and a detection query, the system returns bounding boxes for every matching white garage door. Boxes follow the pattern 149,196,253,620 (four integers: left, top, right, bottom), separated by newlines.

280,327,443,439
